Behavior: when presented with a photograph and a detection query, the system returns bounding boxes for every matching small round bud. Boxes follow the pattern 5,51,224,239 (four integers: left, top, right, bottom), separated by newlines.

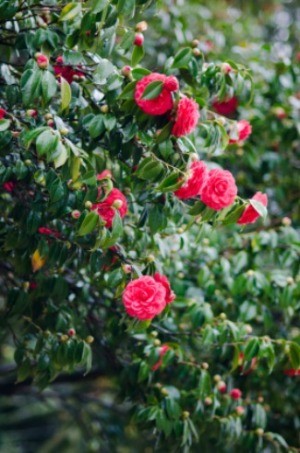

202,238,210,246
134,33,144,47
150,330,158,338
286,277,294,285
44,113,53,120
182,411,190,419
221,63,232,74
23,282,30,291
258,396,264,403
85,201,93,209
219,313,226,320
60,334,69,342
24,159,32,166
154,339,161,347
247,269,254,277
86,335,94,344
164,76,179,92
36,53,49,69
146,254,155,263
192,48,201,57
235,406,245,416
161,387,169,396
71,210,81,219
100,105,109,113
60,128,69,136
213,374,221,383
272,107,286,119
191,39,199,48
236,148,244,156
177,227,184,234
245,324,253,334
112,199,123,209
256,428,264,437
217,381,227,393
26,109,38,118
68,328,76,337
204,397,212,406
201,362,209,370
135,21,148,32
121,65,132,77
190,152,199,162
122,264,132,274
282,216,291,226
47,120,54,127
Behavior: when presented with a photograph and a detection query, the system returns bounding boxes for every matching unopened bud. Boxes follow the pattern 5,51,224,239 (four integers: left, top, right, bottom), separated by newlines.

100,105,109,113
121,65,132,77
213,374,221,383
112,199,123,209
161,387,169,396
85,201,93,209
47,120,54,127
68,328,76,337
60,128,69,136
86,335,94,344
256,428,264,436
201,362,209,370
219,313,226,320
236,406,245,416
221,62,232,74
147,254,155,263
204,397,212,406
286,277,294,285
182,411,190,419
26,109,38,118
191,39,199,48
150,330,158,338
44,113,53,120
71,210,81,219
247,269,254,277
134,33,144,47
245,324,253,334
282,216,291,226
135,21,148,32
154,339,161,347
122,264,132,274
192,48,201,57
60,334,69,342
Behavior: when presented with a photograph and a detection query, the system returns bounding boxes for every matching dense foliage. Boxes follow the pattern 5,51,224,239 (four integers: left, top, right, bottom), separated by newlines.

0,1,299,452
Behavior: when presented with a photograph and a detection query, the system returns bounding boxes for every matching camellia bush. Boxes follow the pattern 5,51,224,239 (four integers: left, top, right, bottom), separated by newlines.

0,1,299,452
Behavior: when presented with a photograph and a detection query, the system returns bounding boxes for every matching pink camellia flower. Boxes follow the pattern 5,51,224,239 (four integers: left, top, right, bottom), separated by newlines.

283,369,300,377
97,170,112,181
122,275,172,320
212,96,238,116
36,53,49,69
152,345,170,371
134,73,179,116
201,169,237,210
38,227,61,238
172,97,200,137
229,120,252,144
3,181,16,192
0,108,6,119
92,188,128,229
236,406,245,416
230,388,242,400
237,192,268,225
134,33,144,47
174,160,208,200
54,56,84,84
153,273,175,304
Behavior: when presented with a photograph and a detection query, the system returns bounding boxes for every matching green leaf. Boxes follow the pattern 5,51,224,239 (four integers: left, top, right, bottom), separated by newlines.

94,59,115,84
289,343,300,369
131,45,144,67
117,0,135,17
111,211,123,238
78,211,99,236
53,142,69,168
21,69,42,106
249,199,267,220
136,159,165,181
156,172,182,193
88,115,105,138
149,205,167,234
0,119,10,132
41,70,57,103
89,0,109,14
131,68,151,80
59,3,82,21
244,337,260,361
61,77,72,111
36,130,59,157
141,81,163,100
221,204,246,225
172,48,192,69
198,370,211,399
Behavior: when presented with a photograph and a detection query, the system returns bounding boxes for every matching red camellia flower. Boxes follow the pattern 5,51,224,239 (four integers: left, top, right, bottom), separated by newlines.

237,192,268,225
229,120,252,144
283,369,300,377
122,275,173,320
230,388,242,400
36,53,49,69
152,345,170,371
2,181,16,192
212,96,238,116
92,188,128,228
0,108,6,119
172,97,200,137
38,227,61,238
134,73,179,116
54,56,84,84
201,169,237,210
153,273,175,304
174,160,208,200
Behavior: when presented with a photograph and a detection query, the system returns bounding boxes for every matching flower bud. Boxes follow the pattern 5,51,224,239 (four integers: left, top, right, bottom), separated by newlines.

36,53,49,69
161,387,169,396
121,65,132,77
235,406,245,416
112,199,123,209
213,374,221,383
59,128,69,136
217,381,227,393
146,254,155,263
134,33,144,47
246,269,254,277
47,120,54,127
256,428,264,436
154,339,161,347
219,313,226,320
122,264,132,274
201,362,209,370
150,330,158,338
191,39,199,48
100,105,109,113
221,63,232,74
44,113,53,120
286,277,294,285
204,397,213,406
135,21,148,32
244,324,253,334
68,328,76,337
86,335,94,344
182,411,190,419
282,216,291,226
192,48,201,57
26,109,38,118
60,334,69,342
85,201,93,209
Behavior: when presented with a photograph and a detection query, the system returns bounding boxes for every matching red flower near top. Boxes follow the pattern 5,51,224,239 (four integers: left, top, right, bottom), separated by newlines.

122,275,174,320
54,56,84,84
172,97,200,137
201,169,237,210
174,160,208,200
153,273,175,304
229,120,252,144
0,108,6,119
237,192,268,225
134,73,179,116
92,188,128,229
212,96,238,116
152,345,170,371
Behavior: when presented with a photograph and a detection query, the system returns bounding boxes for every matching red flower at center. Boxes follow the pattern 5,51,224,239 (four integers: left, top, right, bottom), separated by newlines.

92,188,128,229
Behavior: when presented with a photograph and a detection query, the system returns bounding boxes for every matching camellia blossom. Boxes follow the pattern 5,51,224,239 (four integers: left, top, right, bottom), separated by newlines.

2,181,16,192
283,369,300,377
122,274,175,320
92,188,128,229
36,53,49,69
0,108,6,119
229,120,252,144
38,227,61,238
230,388,242,400
54,56,84,84
212,96,238,116
237,192,268,225
174,160,208,199
134,73,179,116
153,273,175,304
172,97,200,137
201,169,237,210
152,345,170,371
